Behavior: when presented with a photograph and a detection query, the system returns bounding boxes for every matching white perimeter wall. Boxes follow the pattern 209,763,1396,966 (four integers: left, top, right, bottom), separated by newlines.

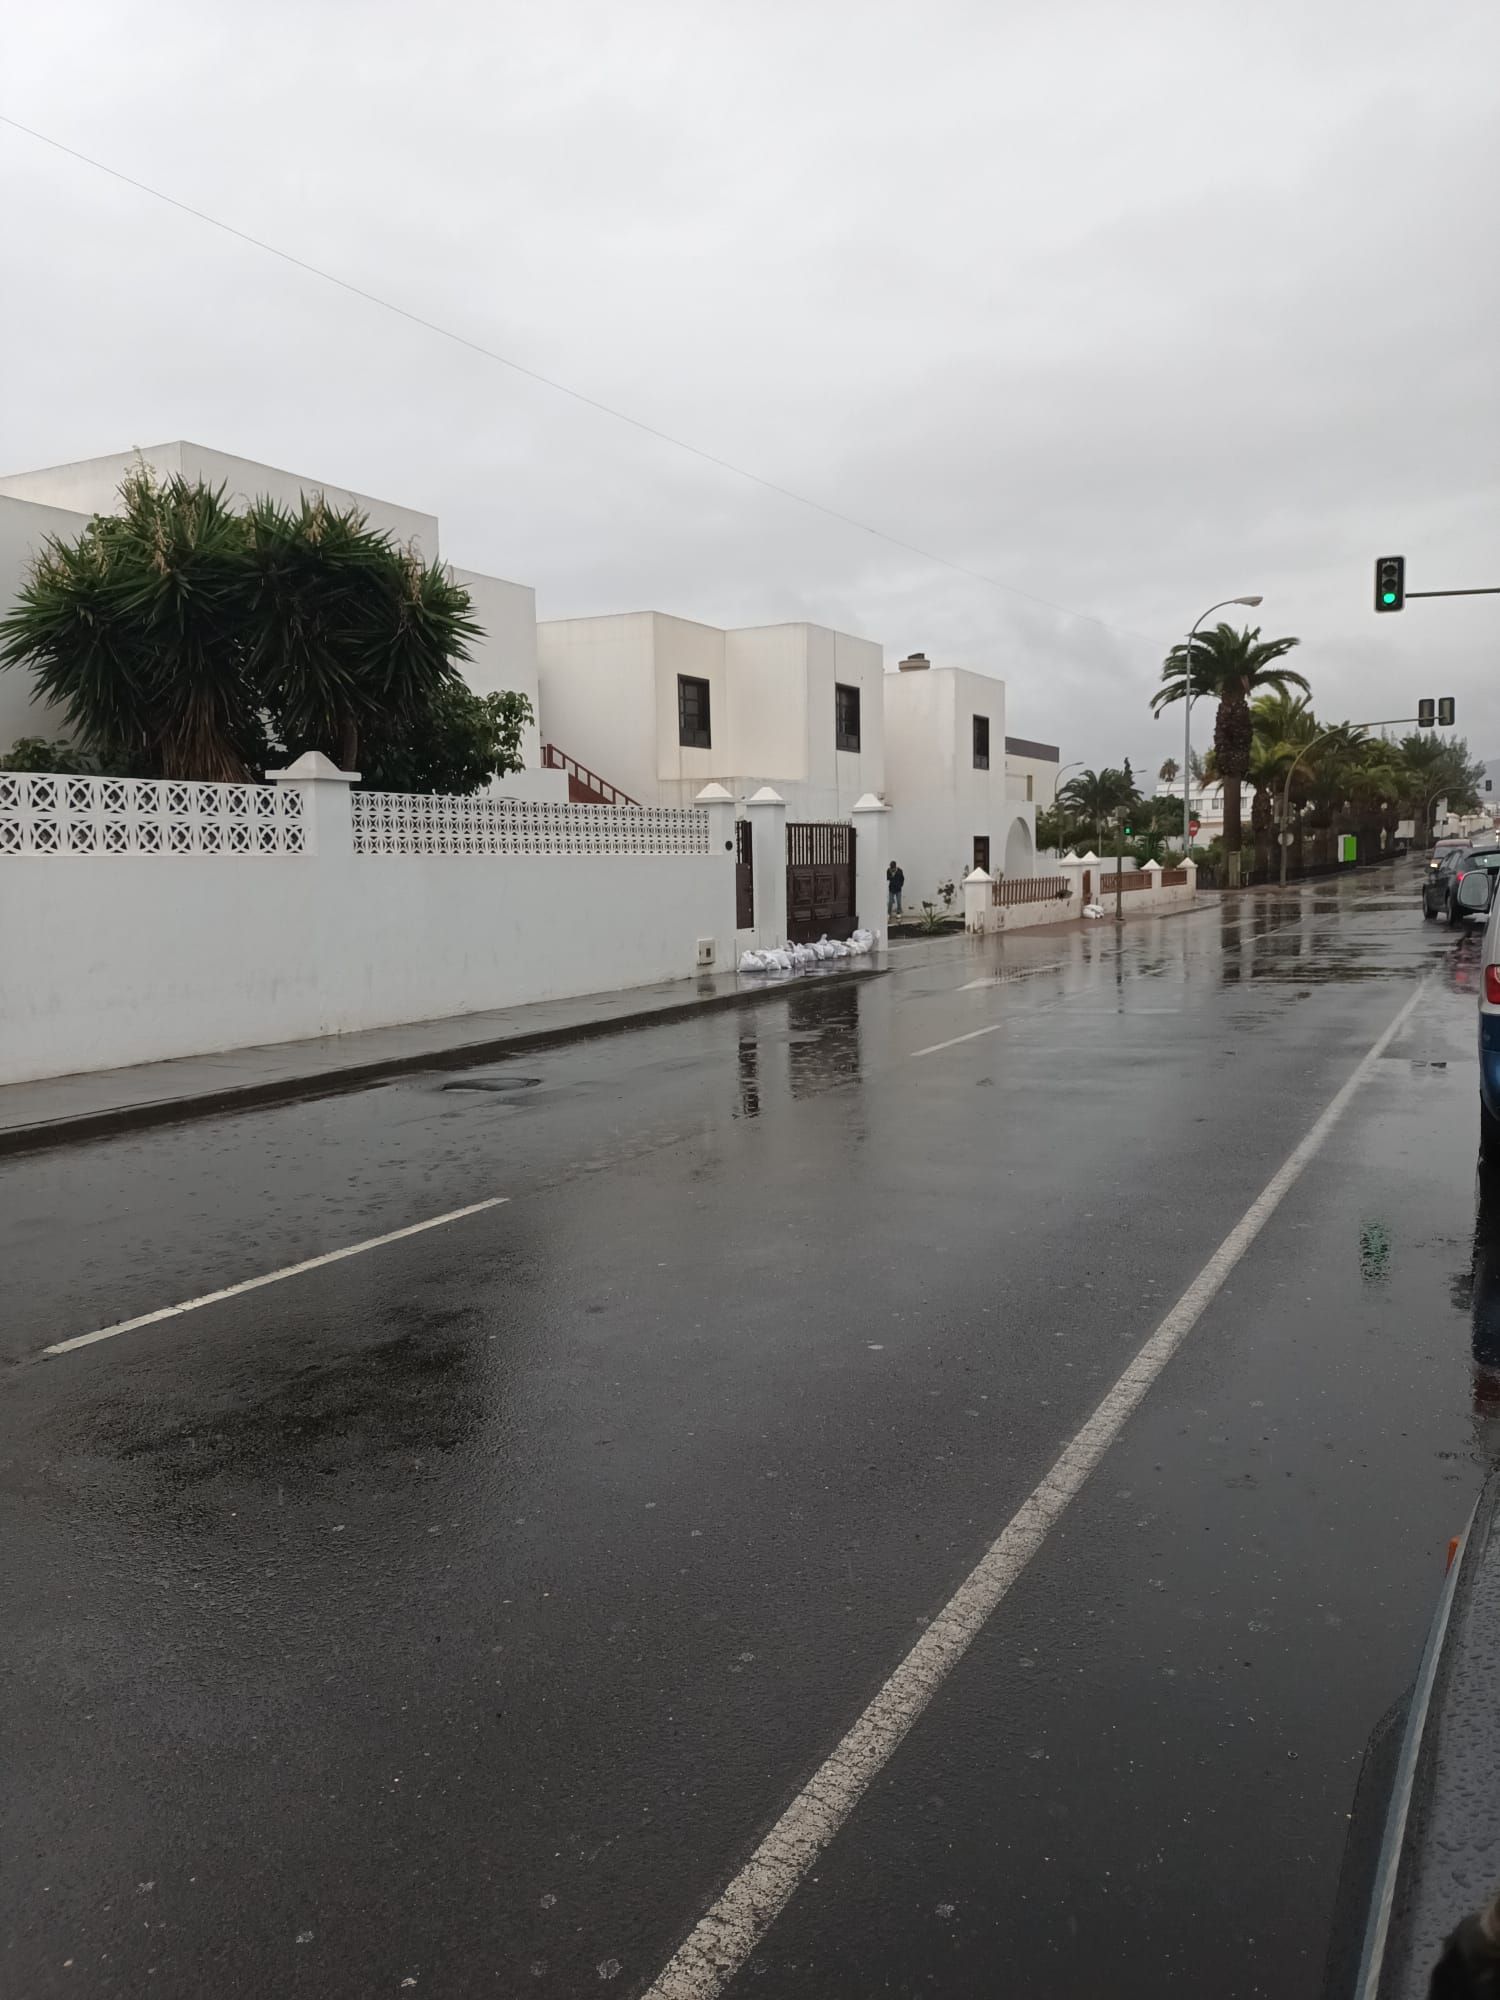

0,806,736,1087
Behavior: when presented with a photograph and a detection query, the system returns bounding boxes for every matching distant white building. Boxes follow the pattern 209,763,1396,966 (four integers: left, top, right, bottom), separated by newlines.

535,610,885,816
0,442,560,797
1154,775,1229,843
883,652,1036,898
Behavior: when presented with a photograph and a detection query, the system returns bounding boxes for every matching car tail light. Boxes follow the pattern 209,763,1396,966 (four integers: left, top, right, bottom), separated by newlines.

1486,965,1500,1005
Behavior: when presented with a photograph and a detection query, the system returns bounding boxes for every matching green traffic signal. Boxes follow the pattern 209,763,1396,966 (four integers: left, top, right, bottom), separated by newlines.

1374,554,1405,612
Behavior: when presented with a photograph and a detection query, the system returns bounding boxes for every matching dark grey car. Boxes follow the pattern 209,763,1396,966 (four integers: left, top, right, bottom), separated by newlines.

1424,843,1500,923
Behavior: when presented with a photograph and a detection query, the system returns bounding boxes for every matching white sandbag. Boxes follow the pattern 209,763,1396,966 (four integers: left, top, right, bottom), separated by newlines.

738,950,769,973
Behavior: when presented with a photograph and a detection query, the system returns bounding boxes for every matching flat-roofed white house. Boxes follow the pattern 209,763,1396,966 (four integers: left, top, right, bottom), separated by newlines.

1004,733,1061,810
882,652,1036,903
536,610,886,816
0,443,560,797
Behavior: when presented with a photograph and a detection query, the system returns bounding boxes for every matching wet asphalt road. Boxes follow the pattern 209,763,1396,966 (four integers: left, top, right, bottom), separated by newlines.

3,863,1496,1999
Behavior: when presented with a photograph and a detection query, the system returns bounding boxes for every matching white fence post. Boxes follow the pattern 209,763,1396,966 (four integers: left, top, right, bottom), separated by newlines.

267,749,360,858
850,791,891,945
693,783,740,971
963,866,993,934
746,786,787,947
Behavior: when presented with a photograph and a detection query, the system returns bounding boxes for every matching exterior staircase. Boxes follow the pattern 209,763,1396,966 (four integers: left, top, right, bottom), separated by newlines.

541,744,640,808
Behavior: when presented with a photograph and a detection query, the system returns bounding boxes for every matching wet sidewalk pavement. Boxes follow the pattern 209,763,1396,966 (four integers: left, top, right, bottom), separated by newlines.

0,954,889,1155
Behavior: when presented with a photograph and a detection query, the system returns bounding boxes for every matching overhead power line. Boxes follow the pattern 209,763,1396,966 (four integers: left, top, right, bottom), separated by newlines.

1,110,1156,649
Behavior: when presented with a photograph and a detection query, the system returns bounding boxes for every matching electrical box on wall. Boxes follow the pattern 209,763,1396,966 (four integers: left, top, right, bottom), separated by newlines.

696,938,715,968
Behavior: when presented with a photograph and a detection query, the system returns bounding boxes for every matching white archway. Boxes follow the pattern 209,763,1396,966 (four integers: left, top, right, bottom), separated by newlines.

1004,816,1035,877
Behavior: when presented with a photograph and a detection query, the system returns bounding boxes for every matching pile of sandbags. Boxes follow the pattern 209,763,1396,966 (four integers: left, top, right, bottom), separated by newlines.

738,930,877,975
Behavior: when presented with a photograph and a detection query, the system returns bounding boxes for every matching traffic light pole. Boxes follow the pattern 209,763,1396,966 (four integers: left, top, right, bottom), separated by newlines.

1374,554,1500,610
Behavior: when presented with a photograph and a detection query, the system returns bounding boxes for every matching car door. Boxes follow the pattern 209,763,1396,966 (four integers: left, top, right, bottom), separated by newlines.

1439,847,1470,915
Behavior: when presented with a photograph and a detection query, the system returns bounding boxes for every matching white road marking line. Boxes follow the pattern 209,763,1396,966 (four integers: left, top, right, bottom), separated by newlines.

909,1023,1006,1057
39,1197,511,1358
642,981,1424,2000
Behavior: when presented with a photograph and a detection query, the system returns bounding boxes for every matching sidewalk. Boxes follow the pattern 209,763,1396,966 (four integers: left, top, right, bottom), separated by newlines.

0,957,888,1157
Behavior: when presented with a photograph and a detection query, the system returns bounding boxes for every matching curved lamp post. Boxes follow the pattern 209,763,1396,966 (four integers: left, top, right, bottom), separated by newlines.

1181,595,1264,859
1050,759,1085,839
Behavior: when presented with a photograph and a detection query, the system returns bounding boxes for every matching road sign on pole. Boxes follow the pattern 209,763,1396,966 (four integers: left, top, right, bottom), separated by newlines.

1188,817,1200,839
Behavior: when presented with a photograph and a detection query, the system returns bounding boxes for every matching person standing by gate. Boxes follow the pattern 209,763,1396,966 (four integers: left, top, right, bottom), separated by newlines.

887,860,905,915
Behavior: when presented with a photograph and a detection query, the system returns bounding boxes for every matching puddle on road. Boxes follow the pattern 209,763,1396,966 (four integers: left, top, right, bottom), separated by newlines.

440,1076,544,1094
78,1317,487,1519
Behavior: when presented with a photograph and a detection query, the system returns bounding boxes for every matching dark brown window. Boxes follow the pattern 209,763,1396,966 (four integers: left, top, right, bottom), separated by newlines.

973,714,990,769
835,682,861,752
973,835,990,873
678,675,712,749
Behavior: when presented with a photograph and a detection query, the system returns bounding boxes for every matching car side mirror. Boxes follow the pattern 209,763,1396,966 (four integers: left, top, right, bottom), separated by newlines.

1457,872,1496,912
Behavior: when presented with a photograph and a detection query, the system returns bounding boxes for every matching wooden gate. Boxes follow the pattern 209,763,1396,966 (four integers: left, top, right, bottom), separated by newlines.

735,818,754,930
786,822,857,941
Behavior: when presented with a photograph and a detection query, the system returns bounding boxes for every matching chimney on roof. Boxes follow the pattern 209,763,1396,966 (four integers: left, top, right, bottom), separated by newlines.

898,651,930,672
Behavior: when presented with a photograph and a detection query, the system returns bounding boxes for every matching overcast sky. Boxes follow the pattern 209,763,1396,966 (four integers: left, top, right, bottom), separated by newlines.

4,0,1497,772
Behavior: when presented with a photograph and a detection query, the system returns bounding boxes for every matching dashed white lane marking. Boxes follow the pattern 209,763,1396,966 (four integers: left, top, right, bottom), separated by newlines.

641,981,1424,2000
39,1197,511,1357
909,1023,1006,1058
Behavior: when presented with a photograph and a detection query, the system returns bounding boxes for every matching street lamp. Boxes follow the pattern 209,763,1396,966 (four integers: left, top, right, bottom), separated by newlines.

1051,759,1085,836
1181,595,1264,858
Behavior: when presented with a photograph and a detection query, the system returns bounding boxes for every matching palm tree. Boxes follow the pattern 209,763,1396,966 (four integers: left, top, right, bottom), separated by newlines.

1158,757,1179,785
244,496,478,771
1058,766,1141,851
1248,692,1319,876
0,466,264,780
1151,624,1308,875
0,470,479,782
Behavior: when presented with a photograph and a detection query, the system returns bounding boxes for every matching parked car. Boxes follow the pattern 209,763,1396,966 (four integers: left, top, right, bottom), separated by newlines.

1423,843,1500,923
1426,835,1471,886
1459,867,1500,1159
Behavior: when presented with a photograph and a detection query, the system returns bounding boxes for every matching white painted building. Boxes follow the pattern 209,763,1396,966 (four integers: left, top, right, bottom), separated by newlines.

1004,734,1061,810
0,446,1062,928
536,610,886,816
883,653,1036,901
0,443,560,795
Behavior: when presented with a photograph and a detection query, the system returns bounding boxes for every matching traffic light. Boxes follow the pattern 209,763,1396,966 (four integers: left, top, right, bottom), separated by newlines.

1419,699,1436,728
1375,554,1405,612
1439,696,1456,727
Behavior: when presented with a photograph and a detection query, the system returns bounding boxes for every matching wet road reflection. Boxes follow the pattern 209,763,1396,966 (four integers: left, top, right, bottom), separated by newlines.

3,859,1494,2000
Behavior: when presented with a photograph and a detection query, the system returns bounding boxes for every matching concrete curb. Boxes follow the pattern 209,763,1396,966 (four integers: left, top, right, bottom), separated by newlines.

0,960,890,1160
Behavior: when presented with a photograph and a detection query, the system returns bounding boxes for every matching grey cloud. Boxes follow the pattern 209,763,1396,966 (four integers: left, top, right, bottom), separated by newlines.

2,0,1496,767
